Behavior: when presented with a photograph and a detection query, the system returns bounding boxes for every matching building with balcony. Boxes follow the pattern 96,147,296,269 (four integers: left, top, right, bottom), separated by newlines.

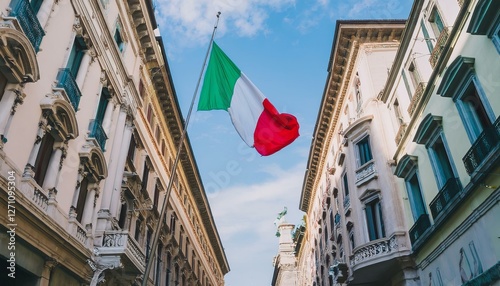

297,20,419,286
0,0,229,285
383,0,500,285
276,1,499,285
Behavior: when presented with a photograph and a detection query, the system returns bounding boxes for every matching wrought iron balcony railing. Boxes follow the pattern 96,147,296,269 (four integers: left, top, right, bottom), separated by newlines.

409,214,431,245
88,119,108,151
462,118,500,175
429,26,450,68
9,0,45,52
56,68,82,111
429,178,461,219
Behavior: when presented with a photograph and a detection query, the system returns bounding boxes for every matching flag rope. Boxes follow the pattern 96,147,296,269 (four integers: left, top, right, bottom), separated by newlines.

141,12,221,286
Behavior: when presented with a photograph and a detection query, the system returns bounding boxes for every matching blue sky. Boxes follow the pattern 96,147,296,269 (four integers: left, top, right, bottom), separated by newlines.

155,1,413,285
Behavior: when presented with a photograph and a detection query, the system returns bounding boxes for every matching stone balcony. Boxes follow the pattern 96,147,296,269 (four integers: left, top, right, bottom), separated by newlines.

355,160,377,186
97,230,146,272
407,82,426,116
348,232,411,284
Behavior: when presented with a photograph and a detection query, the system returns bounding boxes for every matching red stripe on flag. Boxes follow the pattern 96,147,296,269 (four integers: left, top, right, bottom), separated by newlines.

254,99,300,156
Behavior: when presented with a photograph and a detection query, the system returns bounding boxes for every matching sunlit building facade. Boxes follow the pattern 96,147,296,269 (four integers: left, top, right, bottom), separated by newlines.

297,20,415,286
291,0,500,285
0,0,229,285
385,0,500,285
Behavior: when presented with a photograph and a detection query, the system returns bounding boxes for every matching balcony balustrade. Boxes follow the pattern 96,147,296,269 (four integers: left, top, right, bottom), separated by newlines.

409,214,431,245
430,26,450,68
429,178,461,219
395,123,408,145
343,196,350,211
350,232,405,267
9,0,45,52
407,82,426,116
89,119,108,151
98,230,146,271
355,161,377,186
55,68,82,111
462,118,500,175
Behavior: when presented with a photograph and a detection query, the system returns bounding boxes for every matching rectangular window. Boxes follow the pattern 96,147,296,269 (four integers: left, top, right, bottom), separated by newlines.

428,134,455,188
34,132,55,186
456,79,494,142
365,198,385,241
134,218,142,241
114,22,125,53
95,88,110,124
153,183,160,210
357,136,373,166
429,7,445,36
169,214,176,234
342,173,349,197
405,172,427,221
401,70,413,99
349,231,355,250
127,137,136,163
67,37,86,77
141,159,150,192
421,20,434,53
75,177,89,223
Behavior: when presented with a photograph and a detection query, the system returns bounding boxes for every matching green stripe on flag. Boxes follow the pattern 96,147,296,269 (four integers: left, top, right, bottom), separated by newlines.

198,42,241,111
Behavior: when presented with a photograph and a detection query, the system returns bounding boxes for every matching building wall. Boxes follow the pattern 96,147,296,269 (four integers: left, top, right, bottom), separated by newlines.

0,0,228,285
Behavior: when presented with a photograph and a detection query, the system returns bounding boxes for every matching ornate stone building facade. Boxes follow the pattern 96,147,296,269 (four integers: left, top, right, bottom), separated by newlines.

282,0,500,285
385,0,500,285
0,0,229,285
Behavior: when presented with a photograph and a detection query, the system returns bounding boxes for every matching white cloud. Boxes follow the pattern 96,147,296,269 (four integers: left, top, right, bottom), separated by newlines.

155,0,296,49
207,163,305,284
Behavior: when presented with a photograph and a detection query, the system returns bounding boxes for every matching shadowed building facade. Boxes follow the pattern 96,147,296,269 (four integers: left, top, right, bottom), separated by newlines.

0,0,229,285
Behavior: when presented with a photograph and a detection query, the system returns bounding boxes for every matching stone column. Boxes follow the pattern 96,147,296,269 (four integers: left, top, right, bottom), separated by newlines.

100,105,127,211
110,120,134,217
38,0,57,29
75,51,92,88
0,85,25,146
81,185,98,226
102,99,115,135
23,118,48,177
42,142,64,190
39,259,58,286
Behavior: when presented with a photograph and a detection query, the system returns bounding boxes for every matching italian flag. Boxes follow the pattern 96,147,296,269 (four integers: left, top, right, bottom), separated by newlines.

198,42,300,156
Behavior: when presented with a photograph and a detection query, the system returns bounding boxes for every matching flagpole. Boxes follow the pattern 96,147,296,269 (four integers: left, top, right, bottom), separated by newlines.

141,12,221,286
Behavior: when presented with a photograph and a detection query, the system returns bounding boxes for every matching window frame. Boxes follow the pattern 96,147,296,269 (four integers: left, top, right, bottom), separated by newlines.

454,75,495,143
364,196,385,241
426,131,458,189
405,169,428,221
355,135,373,167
